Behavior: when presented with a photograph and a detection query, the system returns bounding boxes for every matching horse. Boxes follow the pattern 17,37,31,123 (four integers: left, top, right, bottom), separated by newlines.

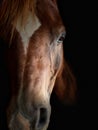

0,0,76,130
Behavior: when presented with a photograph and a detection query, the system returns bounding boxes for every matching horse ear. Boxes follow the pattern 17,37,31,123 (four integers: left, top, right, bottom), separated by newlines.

54,60,77,105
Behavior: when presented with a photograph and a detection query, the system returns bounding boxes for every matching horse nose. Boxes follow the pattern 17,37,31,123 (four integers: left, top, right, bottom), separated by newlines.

8,106,51,130
18,96,51,129
34,107,50,130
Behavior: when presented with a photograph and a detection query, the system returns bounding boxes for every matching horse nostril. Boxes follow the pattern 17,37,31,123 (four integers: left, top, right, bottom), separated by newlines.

39,108,47,124
37,108,48,129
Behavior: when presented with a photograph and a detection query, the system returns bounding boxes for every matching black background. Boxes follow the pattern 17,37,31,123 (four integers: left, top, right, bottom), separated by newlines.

48,1,97,130
0,0,97,130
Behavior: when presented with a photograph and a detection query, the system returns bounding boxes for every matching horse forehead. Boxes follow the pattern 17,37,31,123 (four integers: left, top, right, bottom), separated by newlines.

16,12,41,53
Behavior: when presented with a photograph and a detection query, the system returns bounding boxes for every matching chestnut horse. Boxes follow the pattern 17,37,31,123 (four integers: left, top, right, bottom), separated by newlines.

0,0,76,130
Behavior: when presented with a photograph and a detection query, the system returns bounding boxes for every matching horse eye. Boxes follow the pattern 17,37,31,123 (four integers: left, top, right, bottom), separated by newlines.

57,32,66,44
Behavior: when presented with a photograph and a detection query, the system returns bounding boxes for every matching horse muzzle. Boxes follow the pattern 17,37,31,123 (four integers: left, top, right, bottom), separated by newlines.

8,104,51,130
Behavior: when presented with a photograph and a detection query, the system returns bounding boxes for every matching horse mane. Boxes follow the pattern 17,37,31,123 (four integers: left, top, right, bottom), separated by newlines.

0,0,35,42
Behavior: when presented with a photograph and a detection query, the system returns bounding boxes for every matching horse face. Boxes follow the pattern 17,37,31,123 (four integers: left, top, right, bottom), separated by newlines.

7,1,65,130
6,0,76,130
